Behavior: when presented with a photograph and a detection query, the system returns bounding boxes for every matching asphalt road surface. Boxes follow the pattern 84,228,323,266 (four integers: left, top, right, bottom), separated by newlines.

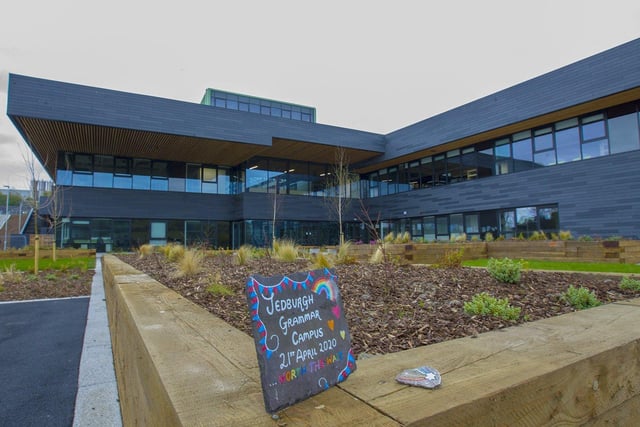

0,297,89,427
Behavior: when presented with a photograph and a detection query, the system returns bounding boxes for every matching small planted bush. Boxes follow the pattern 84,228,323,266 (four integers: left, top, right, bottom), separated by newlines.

369,245,386,264
206,273,234,297
138,244,155,258
336,241,357,265
176,249,204,277
312,252,334,269
167,244,185,262
484,232,494,242
528,231,547,241
273,239,299,262
464,292,521,321
562,285,601,310
487,257,522,284
619,276,640,291
436,248,464,269
235,244,255,265
558,230,573,241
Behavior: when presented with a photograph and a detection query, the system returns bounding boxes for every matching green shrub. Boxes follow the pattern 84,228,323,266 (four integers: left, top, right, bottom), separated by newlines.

176,249,204,277
487,257,522,284
484,232,494,242
436,248,464,268
45,273,57,281
383,232,396,244
463,292,521,321
558,230,573,241
619,276,640,291
236,245,255,265
578,235,593,241
562,285,601,310
206,273,234,297
528,231,547,241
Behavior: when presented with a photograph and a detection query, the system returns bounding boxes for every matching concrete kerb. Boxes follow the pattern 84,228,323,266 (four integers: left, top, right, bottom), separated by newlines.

73,254,123,427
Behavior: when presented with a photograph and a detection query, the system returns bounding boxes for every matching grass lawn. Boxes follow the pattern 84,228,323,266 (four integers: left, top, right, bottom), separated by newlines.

0,256,95,272
463,258,640,274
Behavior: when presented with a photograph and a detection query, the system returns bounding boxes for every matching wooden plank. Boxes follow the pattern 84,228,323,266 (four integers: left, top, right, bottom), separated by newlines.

340,299,640,426
103,255,398,427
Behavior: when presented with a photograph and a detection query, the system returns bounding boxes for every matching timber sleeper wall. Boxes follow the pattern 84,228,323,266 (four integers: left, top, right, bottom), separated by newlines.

102,255,640,426
345,241,640,264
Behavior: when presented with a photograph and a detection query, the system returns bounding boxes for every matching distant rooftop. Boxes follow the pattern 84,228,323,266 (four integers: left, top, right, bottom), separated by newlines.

201,88,316,123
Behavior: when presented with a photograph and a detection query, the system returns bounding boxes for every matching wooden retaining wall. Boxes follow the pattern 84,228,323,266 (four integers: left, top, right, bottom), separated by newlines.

0,248,96,260
102,255,640,426
345,240,640,264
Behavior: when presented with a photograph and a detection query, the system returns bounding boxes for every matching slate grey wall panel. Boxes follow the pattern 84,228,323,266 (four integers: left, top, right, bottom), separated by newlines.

365,150,640,238
7,74,386,153
59,187,241,220
379,38,640,162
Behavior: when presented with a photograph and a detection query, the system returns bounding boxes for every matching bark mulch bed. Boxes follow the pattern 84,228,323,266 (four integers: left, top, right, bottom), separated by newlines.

0,269,93,301
115,253,640,356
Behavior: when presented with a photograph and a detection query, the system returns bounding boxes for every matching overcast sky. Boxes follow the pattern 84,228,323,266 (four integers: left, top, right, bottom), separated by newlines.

2,0,640,189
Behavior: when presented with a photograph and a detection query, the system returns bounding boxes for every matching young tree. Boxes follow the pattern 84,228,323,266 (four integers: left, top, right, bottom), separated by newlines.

22,150,53,273
45,184,69,262
325,147,355,246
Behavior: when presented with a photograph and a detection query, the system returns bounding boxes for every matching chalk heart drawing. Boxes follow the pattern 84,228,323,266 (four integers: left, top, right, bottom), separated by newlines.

327,319,335,331
332,305,341,318
340,330,346,340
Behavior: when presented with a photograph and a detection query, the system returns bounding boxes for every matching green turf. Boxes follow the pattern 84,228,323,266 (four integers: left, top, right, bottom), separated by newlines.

0,256,95,272
463,258,640,274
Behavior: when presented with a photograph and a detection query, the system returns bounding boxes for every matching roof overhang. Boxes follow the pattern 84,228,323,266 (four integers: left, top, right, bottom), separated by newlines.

7,74,385,176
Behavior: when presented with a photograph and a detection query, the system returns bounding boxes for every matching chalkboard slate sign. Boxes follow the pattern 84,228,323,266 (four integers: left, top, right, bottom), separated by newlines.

246,268,356,413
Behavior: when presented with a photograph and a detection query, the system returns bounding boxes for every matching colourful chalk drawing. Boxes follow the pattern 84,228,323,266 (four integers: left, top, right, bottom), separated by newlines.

246,268,356,413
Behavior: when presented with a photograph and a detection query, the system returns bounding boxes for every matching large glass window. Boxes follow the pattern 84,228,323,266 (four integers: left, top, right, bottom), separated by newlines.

495,139,511,175
512,131,534,172
433,154,447,185
114,158,132,189
534,128,556,166
93,155,114,188
185,163,202,193
151,161,168,191
132,159,151,190
516,207,537,237
446,150,462,183
423,216,435,241
554,119,581,164
246,159,269,193
202,167,217,194
608,105,640,154
418,157,434,187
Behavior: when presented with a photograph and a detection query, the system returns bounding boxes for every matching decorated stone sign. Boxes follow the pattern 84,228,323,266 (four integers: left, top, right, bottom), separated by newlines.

246,268,356,413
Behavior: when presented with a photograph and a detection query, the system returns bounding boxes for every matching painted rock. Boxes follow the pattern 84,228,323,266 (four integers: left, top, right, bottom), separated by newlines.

395,366,442,389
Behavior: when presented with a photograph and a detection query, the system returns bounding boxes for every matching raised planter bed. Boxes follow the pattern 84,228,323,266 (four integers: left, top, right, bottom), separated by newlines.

102,255,640,425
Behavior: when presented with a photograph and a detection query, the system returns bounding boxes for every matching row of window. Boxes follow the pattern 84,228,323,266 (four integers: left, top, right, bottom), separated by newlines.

202,89,316,122
56,204,558,251
366,102,640,197
56,102,640,199
56,153,360,197
383,204,559,242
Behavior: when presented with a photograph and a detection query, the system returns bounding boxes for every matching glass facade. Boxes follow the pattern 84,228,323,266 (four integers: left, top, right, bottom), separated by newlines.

201,88,316,122
52,100,639,251
363,102,640,197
